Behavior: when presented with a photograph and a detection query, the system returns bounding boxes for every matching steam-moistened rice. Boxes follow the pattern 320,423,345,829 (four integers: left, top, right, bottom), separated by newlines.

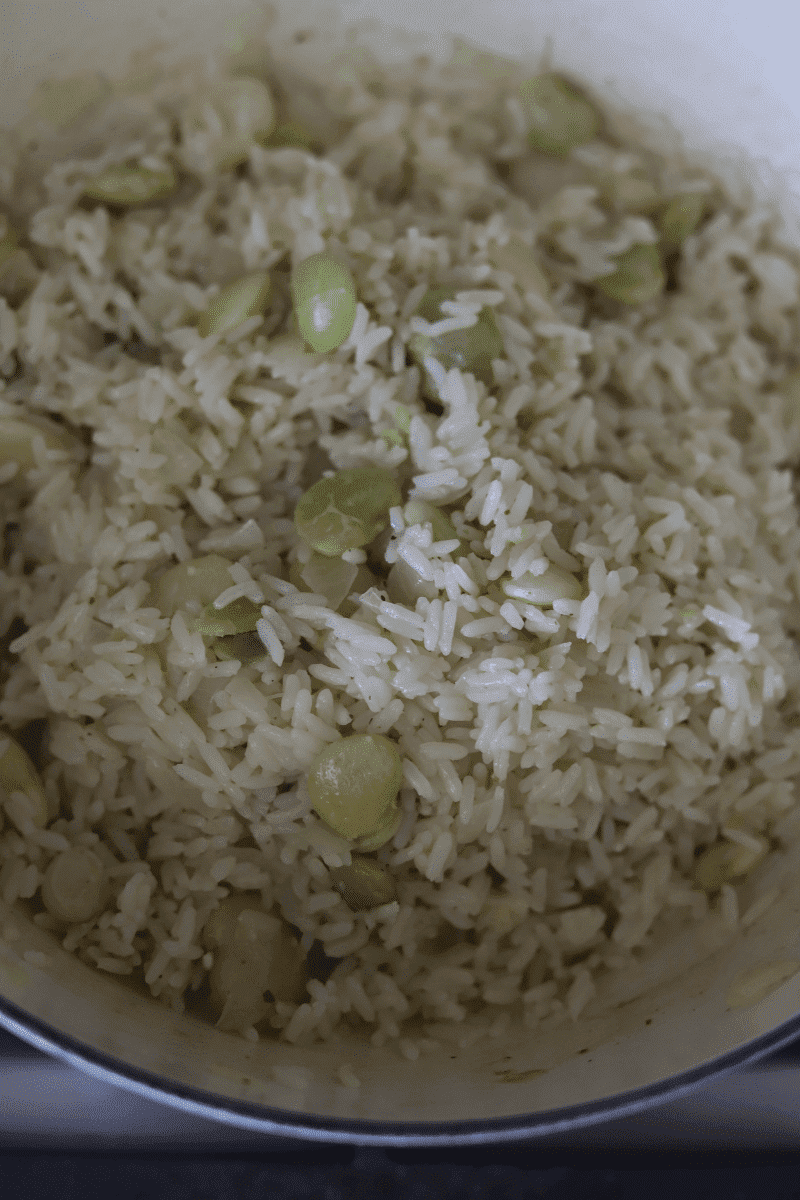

2,36,800,1057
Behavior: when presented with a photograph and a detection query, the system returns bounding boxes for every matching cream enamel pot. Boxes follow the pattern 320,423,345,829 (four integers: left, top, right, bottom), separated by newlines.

2,0,800,1146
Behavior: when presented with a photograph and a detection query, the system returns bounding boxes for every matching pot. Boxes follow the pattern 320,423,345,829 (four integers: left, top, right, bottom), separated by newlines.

1,0,800,1146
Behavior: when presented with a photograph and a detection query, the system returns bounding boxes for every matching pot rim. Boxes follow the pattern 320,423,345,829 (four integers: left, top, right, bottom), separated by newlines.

1,992,798,1146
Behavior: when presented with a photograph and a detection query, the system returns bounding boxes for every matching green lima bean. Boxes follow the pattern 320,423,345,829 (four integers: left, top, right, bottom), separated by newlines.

308,734,404,842
294,467,402,558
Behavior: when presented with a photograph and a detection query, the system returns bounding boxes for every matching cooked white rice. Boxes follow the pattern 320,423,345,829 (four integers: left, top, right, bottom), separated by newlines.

2,38,800,1057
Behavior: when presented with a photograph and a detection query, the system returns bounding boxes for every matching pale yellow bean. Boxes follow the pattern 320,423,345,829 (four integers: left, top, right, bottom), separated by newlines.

329,856,397,911
180,77,275,174
501,564,583,606
193,596,262,638
0,418,69,470
519,74,600,155
0,732,48,827
593,244,665,306
308,734,403,842
198,271,271,339
694,838,768,892
41,847,107,924
154,555,234,618
82,163,177,206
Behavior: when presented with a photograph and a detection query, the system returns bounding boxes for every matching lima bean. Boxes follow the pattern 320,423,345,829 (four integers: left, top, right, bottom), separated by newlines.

308,734,404,841
518,74,600,156
291,252,358,353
